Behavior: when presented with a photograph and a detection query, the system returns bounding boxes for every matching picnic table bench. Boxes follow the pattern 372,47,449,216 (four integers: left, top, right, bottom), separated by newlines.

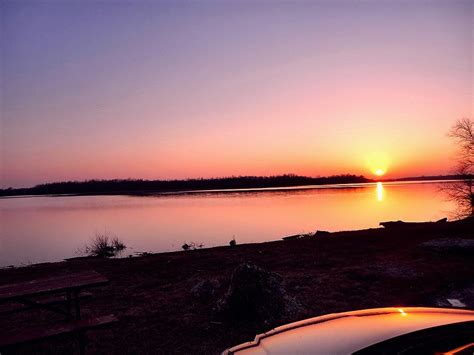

0,270,117,354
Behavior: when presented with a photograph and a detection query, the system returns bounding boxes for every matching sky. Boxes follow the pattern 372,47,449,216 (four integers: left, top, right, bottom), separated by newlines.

1,0,473,188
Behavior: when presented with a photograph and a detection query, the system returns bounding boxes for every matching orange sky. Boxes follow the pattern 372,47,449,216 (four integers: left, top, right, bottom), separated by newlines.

1,1,473,187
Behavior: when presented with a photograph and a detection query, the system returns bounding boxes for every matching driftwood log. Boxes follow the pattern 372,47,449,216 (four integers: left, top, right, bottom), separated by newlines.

380,218,447,229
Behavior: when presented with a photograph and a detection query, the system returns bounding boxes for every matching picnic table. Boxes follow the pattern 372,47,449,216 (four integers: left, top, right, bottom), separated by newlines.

0,270,117,354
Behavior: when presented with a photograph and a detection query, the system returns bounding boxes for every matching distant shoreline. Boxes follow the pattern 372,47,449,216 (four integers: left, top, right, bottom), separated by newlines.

0,174,467,199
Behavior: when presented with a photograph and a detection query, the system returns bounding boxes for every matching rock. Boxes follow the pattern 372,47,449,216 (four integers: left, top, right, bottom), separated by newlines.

315,230,330,236
435,284,474,308
446,298,466,307
215,263,299,326
191,279,220,301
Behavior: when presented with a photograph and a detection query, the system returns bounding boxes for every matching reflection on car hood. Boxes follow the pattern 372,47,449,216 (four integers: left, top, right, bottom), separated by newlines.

223,307,474,354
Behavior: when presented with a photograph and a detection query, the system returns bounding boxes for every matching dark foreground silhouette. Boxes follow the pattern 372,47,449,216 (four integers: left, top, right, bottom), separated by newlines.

0,217,472,354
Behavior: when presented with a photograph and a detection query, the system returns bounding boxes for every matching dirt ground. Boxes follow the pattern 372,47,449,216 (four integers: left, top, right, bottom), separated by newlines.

1,218,473,354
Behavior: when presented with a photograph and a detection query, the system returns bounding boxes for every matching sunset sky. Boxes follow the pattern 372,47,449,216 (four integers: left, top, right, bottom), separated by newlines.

1,0,473,188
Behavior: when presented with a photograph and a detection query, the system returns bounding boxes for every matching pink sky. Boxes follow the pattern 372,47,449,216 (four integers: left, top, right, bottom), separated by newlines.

1,0,473,188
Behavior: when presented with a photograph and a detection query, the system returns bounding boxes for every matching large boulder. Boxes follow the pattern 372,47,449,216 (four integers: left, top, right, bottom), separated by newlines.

215,263,298,326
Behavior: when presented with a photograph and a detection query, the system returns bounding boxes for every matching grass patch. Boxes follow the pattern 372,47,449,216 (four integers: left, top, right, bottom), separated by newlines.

84,232,127,257
181,242,204,251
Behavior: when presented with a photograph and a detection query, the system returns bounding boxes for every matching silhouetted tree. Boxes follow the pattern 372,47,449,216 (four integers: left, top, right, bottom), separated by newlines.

444,118,473,217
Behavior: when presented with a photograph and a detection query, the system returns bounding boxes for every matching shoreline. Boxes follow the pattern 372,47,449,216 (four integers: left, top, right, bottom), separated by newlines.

1,211,461,270
0,178,463,201
1,217,473,353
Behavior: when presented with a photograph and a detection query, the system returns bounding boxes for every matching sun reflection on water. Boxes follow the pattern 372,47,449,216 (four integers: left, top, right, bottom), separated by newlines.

398,308,408,316
376,182,384,202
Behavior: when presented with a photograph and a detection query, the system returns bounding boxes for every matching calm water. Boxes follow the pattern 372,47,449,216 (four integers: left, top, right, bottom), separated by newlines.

0,181,456,267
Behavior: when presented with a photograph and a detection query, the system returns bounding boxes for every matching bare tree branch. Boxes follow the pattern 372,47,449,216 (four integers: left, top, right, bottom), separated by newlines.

444,118,474,217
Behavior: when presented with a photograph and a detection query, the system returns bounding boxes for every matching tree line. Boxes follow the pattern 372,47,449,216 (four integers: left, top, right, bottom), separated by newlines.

0,174,371,197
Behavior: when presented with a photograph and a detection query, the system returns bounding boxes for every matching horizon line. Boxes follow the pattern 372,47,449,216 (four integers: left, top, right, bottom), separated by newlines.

1,172,466,191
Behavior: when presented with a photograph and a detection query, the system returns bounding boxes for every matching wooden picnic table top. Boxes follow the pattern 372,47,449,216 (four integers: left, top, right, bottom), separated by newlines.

0,271,109,302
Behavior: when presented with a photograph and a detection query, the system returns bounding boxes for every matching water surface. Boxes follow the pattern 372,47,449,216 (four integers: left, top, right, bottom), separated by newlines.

0,181,455,267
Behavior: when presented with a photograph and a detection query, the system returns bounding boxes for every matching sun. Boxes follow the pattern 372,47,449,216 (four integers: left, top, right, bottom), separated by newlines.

366,152,390,178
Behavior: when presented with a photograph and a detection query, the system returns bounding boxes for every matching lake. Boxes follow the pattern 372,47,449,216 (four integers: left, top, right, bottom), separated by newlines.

0,181,457,267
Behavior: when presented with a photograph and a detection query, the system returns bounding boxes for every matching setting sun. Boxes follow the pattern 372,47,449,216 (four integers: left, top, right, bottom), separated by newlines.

375,169,386,176
366,152,390,178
